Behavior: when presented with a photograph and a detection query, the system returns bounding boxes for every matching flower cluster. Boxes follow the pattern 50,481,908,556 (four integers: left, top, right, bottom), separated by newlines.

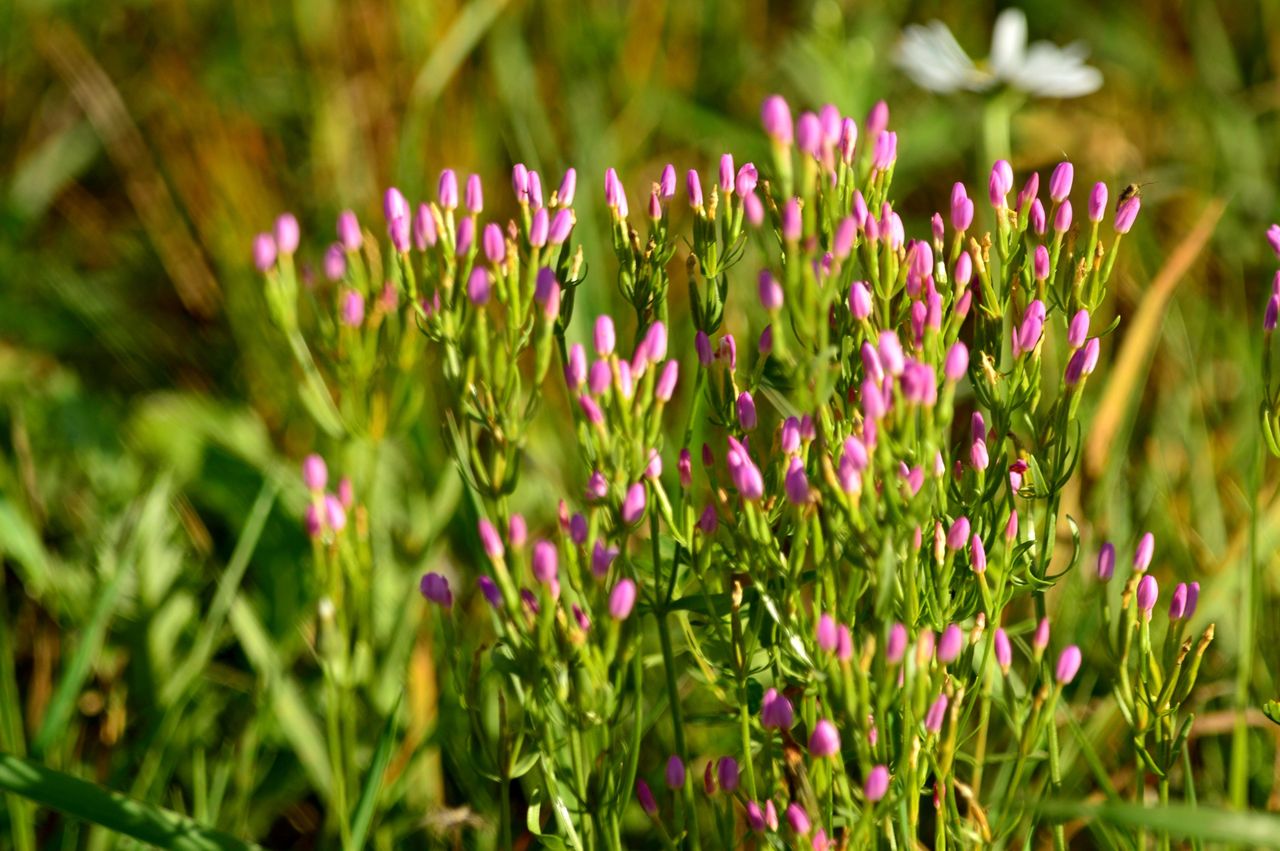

257,94,1210,848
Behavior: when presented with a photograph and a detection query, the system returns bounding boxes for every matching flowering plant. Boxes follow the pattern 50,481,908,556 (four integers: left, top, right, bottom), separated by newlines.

254,94,1212,848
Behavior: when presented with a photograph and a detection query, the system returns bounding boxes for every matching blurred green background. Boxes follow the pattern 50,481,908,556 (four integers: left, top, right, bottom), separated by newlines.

3,0,1280,845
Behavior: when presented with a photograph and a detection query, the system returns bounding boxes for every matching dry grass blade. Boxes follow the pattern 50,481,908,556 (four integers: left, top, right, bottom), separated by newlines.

1085,199,1227,476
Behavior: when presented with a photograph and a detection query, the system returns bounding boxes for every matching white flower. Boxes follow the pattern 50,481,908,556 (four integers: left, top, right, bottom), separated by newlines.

895,9,1102,98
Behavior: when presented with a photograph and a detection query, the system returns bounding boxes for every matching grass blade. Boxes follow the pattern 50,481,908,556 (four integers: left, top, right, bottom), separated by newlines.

347,693,402,850
0,752,261,850
1041,801,1280,847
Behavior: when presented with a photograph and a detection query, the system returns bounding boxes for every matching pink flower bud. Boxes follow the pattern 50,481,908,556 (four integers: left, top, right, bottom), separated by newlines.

1115,196,1141,233
758,270,784,311
782,198,802,241
816,614,837,652
478,519,504,560
1169,582,1188,619
1137,574,1159,614
786,803,811,836
1055,645,1082,684
337,210,362,251
529,207,549,247
302,454,328,492
937,624,963,664
808,719,840,757
994,628,1012,672
1050,162,1074,203
761,95,794,144
465,173,484,214
341,290,365,327
636,779,658,815
1097,543,1116,581
946,516,970,551
886,623,908,664
437,169,458,210
717,757,739,793
1134,532,1155,572
761,688,794,729
557,167,577,206
865,765,890,802
594,315,616,356
925,693,948,733
621,482,647,525
1054,200,1073,233
737,391,758,431
1033,244,1050,280
1088,182,1108,222
971,535,987,573
872,131,897,170
531,540,558,585
666,755,686,789
609,578,637,619
466,267,490,305
420,572,453,607
944,342,969,381
989,160,1013,207
735,163,759,198
686,169,704,209
1030,199,1046,235
252,233,277,271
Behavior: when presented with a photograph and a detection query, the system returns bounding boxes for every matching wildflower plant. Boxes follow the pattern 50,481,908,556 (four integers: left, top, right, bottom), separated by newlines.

254,94,1212,848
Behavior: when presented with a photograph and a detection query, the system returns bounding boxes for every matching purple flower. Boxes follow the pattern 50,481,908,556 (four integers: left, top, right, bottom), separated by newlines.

736,163,759,198
528,171,544,208
1088,182,1108,223
1115,196,1141,233
847,281,873,321
1033,244,1050,281
467,268,491,305
1030,199,1047,235
838,117,857,162
531,540,558,585
478,576,502,608
1268,223,1280,258
836,625,852,662
944,342,969,382
337,210,362,251
744,192,764,226
478,519,504,560
420,572,453,607
937,624,963,664
1050,161,1074,203
1055,645,1082,684
341,290,365,327
1097,543,1116,581
323,244,347,281
636,779,658,815
786,803,811,836
1014,300,1046,356
507,514,527,548
1034,617,1051,652
872,130,897,170
1055,200,1073,233
383,187,408,224
946,516,971,551
761,95,794,144
994,628,1012,673
686,169,704,209
758,271,784,311
924,693,948,733
482,223,505,264
252,233,277,271
565,344,587,389
274,213,299,255
666,755,686,789
1169,582,1188,619
808,719,840,757
717,757,739,793
971,535,987,573
529,208,549,247
604,168,628,216
592,541,619,577
413,204,436,250
784,457,811,505
609,578,637,619
989,160,1014,207
512,163,530,202
438,169,459,210
816,613,837,653
761,688,794,729
547,208,574,246
951,182,973,231
1134,532,1155,572
642,321,668,363
726,436,764,500
796,111,821,156
1137,574,1159,615
465,173,483,214
886,623,908,664
594,315,616,356
621,482,647,525
718,153,735,193
1065,338,1101,385
651,359,679,402
782,198,802,241
865,766,890,803
302,454,327,492
746,801,766,832
970,439,989,471
737,391,758,431
1267,295,1280,332
325,495,346,532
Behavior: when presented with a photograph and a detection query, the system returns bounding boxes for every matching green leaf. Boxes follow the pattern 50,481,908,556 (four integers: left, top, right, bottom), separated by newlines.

347,693,401,851
1041,801,1280,847
0,752,261,850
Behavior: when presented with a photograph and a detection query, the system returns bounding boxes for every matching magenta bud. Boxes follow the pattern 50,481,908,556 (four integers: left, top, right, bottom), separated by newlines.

1115,196,1141,233
937,624,963,664
946,516,971,551
621,482,647,525
341,289,365,327
761,94,794,144
758,270,784,311
556,167,577,206
736,391,758,431
872,130,897,170
989,160,1013,207
955,250,973,287
761,688,794,729
1068,309,1090,348
658,163,676,199
1054,199,1073,233
1055,645,1082,684
512,163,530,202
1097,542,1116,581
994,628,1012,672
1186,581,1200,618
1088,182,1108,222
746,801,766,832
324,495,346,531
464,173,483,214
528,207,549,247
925,693,948,733
252,233,277,271
735,163,759,198
322,244,346,281
865,766,890,803
383,187,408,224
482,223,505,264
944,342,969,381
886,623,908,664
836,625,852,662
971,535,987,573
717,153,735,193
337,210,362,251
1050,161,1074,203
477,575,502,608
419,572,453,607
686,169,704,209
786,803,811,836
1267,295,1280,332
437,169,458,210
1030,198,1047,235
782,197,802,241
272,214,299,256
816,614,837,653
636,779,658,815
531,540,558,585
970,439,989,471
609,578,636,619
1137,574,1159,614
1033,244,1051,281
466,267,491,305
655,359,679,402
666,755,686,789
594,315,616,356
565,343,587,388
528,170,543,208
338,477,354,508
717,757,739,793
808,719,840,757
1169,582,1188,619
478,518,504,560
302,454,328,492
796,111,821,156
1134,532,1155,572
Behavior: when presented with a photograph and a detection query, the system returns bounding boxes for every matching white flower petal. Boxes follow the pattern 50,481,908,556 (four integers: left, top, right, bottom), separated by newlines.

1011,42,1103,97
895,22,980,92
989,8,1028,78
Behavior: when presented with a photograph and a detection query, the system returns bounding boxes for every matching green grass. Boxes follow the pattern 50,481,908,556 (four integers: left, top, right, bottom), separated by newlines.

2,0,1280,846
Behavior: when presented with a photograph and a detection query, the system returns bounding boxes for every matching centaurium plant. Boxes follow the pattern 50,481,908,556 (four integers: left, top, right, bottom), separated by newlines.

255,94,1210,848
